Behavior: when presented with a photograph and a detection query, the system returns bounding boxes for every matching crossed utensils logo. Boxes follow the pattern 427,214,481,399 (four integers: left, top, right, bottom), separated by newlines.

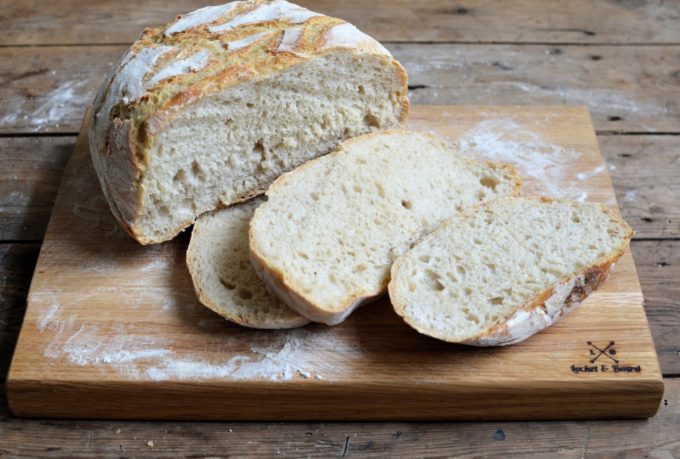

587,340,619,364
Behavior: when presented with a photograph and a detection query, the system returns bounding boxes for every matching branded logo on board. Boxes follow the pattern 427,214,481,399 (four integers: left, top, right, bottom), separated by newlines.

588,340,618,364
570,341,641,374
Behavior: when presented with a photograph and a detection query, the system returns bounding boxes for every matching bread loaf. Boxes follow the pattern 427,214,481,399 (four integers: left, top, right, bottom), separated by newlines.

187,197,309,329
89,0,409,244
389,197,634,346
249,130,521,325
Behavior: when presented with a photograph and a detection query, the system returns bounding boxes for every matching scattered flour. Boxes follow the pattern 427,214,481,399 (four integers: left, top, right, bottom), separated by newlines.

573,191,589,203
41,300,323,381
30,81,83,128
623,190,638,203
61,325,173,367
37,303,61,332
456,119,604,201
576,165,606,181
139,257,173,272
146,331,312,381
0,80,91,131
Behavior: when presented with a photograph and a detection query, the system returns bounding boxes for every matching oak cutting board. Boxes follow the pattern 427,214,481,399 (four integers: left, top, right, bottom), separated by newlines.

8,106,664,420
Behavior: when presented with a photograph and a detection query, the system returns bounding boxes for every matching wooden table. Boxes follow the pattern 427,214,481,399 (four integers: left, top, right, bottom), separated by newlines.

0,1,678,456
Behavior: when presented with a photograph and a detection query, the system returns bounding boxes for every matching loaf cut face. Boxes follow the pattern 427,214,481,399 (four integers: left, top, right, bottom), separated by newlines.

187,197,309,328
89,0,409,244
249,130,521,325
389,197,634,346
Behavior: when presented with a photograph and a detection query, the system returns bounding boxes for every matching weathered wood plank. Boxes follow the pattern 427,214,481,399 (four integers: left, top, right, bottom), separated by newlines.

0,377,677,457
600,136,680,239
632,241,680,376
0,137,74,241
0,47,104,134
2,0,680,46
0,244,40,382
397,44,680,134
2,45,679,134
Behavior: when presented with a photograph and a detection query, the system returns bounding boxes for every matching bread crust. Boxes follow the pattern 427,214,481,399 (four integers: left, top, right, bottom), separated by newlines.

248,129,522,325
187,268,311,329
89,0,410,245
389,197,634,346
249,237,382,325
186,217,310,329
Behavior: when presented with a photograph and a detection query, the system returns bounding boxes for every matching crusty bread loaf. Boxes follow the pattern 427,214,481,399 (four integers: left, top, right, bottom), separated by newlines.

89,0,409,244
249,130,521,325
187,197,309,329
389,197,634,346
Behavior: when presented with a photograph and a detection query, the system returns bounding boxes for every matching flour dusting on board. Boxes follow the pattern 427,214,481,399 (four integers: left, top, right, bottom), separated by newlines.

146,330,312,381
41,300,324,381
457,119,601,201
37,303,61,332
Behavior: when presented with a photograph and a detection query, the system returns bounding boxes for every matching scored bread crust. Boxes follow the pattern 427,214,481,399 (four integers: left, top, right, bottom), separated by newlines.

187,204,310,329
389,197,634,346
249,129,522,325
89,0,409,244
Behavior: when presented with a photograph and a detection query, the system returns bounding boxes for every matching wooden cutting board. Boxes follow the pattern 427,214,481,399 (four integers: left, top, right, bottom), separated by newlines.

7,106,663,420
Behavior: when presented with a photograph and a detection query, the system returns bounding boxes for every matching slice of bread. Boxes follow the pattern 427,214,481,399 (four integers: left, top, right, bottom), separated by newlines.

249,130,521,325
89,0,409,244
389,197,634,346
187,197,309,329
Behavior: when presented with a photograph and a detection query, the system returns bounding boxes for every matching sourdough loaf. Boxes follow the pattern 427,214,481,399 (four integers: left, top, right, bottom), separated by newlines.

249,130,521,325
187,197,309,329
389,197,634,346
89,0,409,244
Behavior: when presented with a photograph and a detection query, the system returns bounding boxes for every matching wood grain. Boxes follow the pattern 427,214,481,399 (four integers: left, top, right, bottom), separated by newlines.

0,46,105,134
3,45,680,134
0,379,677,458
600,136,680,239
2,0,680,46
632,241,680,376
0,244,40,381
0,137,74,241
6,106,663,420
397,44,680,134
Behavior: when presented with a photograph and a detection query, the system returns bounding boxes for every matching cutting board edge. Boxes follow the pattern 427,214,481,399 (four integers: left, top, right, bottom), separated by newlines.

6,375,664,421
